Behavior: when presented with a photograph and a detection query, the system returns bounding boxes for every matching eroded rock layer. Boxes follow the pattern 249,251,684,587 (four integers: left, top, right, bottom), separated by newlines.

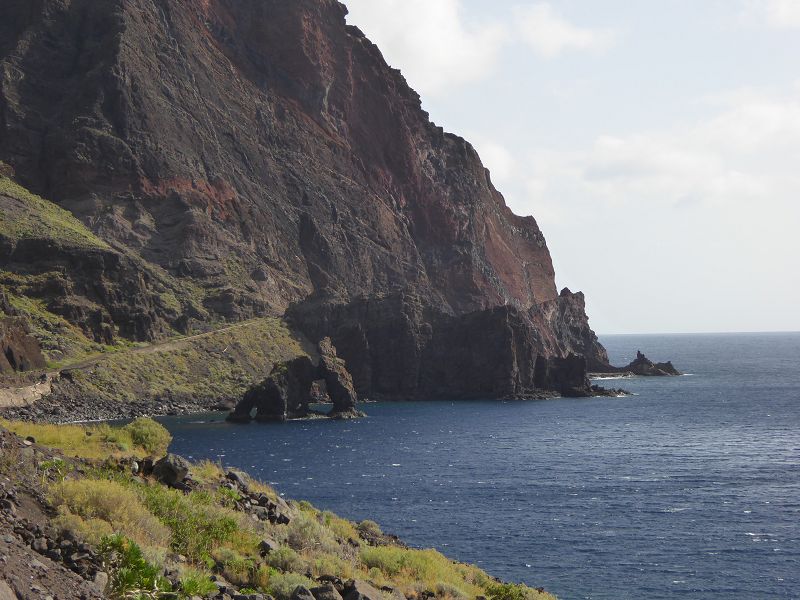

1,0,609,400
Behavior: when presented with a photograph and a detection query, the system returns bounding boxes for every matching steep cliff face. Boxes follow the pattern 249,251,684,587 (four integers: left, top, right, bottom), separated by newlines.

0,0,609,399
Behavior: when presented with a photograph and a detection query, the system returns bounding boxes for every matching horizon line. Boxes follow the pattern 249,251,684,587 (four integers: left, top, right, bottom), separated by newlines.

597,329,800,336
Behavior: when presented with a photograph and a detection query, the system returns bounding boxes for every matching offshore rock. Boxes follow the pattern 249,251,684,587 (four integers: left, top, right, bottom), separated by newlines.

317,337,359,417
228,337,361,421
625,351,681,376
228,356,317,422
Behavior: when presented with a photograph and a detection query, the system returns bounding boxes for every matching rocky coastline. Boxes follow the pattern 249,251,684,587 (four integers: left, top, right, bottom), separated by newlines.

0,420,557,600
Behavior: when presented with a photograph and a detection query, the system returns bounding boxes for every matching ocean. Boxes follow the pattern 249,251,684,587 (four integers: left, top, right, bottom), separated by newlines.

162,333,800,599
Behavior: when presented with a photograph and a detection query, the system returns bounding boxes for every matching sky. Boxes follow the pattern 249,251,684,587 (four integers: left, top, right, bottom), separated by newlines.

344,0,800,334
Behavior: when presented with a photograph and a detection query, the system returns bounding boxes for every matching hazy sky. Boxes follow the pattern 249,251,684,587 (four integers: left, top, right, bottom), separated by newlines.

345,0,800,334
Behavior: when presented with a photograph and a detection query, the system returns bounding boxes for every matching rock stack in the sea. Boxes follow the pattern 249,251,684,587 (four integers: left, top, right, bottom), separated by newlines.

228,338,363,422
624,351,681,376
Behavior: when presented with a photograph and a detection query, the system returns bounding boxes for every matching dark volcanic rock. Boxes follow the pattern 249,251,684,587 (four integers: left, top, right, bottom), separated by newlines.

229,338,363,421
152,454,191,486
0,317,46,374
624,351,681,376
0,0,611,403
228,356,317,422
316,337,359,417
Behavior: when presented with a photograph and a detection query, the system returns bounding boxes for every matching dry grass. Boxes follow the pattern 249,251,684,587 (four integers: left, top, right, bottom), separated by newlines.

51,479,171,549
0,417,171,459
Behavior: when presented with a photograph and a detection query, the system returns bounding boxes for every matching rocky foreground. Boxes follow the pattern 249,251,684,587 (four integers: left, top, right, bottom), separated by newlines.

0,419,556,600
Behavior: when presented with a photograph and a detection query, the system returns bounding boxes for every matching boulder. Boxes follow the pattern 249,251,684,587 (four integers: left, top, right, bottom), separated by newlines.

311,583,344,600
152,454,191,486
291,586,317,600
343,580,383,600
258,537,279,556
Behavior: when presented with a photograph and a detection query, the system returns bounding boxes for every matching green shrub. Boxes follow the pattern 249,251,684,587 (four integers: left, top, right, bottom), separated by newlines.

267,571,316,600
139,485,240,562
124,418,172,455
179,567,218,598
322,511,359,542
51,479,170,549
266,545,307,573
357,519,383,539
487,583,532,600
99,535,172,599
434,582,468,600
286,512,341,555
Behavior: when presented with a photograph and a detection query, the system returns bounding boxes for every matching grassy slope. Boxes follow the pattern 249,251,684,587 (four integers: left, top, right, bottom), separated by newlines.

0,177,109,249
0,419,557,600
63,317,308,404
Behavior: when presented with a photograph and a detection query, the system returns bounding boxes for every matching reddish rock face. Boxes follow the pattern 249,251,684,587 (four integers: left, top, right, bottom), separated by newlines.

0,0,608,398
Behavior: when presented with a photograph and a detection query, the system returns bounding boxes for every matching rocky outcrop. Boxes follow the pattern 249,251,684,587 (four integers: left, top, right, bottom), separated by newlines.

289,290,595,400
0,0,611,403
0,318,46,374
317,337,360,418
624,351,681,376
228,338,362,422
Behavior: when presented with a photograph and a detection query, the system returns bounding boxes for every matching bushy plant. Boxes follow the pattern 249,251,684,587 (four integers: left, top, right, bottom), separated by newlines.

179,567,218,598
357,519,383,539
266,545,307,573
124,418,172,456
139,485,241,562
51,479,170,549
434,582,468,600
487,583,532,600
99,535,172,600
286,512,341,555
267,571,316,600
322,511,359,542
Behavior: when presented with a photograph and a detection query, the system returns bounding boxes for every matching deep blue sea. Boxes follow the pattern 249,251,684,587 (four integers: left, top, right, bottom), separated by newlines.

162,333,800,600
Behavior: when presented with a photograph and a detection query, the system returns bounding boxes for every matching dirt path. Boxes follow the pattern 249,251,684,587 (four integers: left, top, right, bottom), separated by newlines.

0,319,263,407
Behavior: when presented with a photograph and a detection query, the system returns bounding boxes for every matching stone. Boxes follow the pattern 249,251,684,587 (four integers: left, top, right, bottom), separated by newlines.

291,586,317,600
31,537,49,553
93,571,109,593
311,583,344,600
226,469,250,489
343,580,383,600
152,454,191,486
258,537,279,556
0,499,15,515
0,580,14,600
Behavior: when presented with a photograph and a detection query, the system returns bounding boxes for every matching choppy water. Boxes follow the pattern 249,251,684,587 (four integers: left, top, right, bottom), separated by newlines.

162,333,800,599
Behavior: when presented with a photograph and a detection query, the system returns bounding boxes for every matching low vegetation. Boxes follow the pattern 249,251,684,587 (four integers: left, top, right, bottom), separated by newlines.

0,418,557,600
61,317,307,404
0,417,172,459
0,175,109,249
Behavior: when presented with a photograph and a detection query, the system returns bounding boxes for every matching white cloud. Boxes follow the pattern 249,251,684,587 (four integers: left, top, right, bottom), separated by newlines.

522,87,800,215
344,0,506,96
513,3,617,58
764,0,800,28
740,0,800,28
513,87,800,332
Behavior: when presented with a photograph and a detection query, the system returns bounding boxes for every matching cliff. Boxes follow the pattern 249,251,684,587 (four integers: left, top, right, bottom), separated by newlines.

0,0,609,404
